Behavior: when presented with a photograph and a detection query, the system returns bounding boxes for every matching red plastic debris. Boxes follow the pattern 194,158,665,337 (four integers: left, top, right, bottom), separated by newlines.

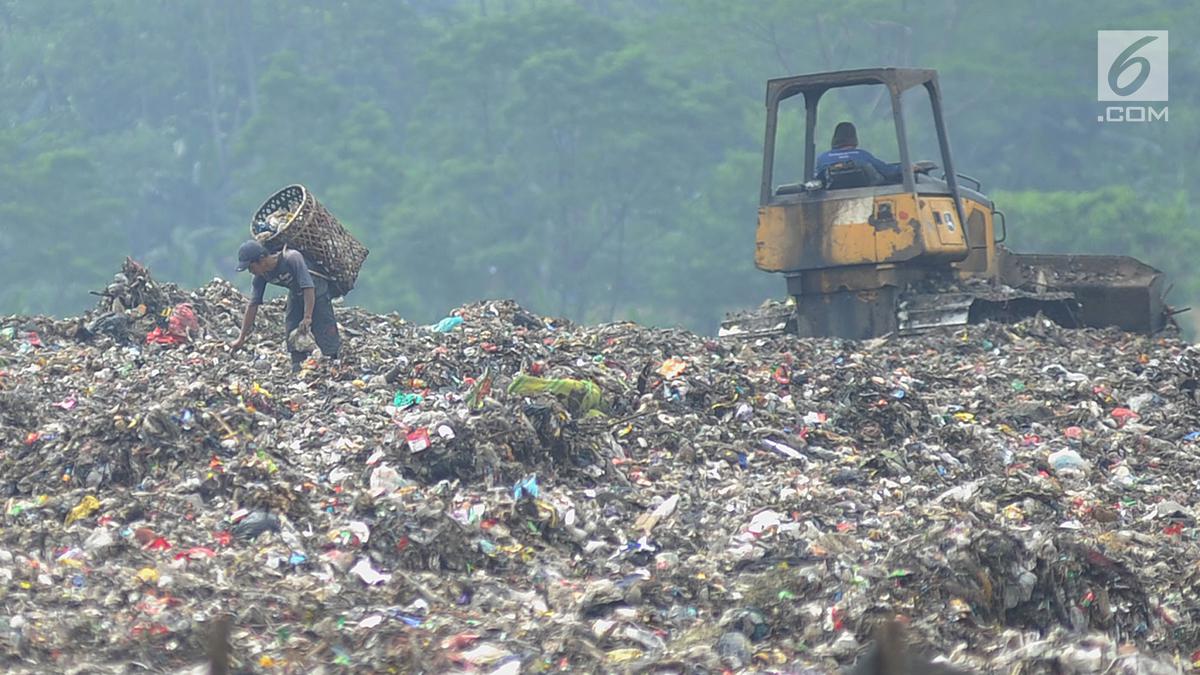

1111,408,1139,427
173,547,216,562
145,537,172,551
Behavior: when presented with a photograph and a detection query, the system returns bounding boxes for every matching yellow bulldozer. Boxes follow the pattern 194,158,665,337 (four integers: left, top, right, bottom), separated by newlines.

722,68,1176,339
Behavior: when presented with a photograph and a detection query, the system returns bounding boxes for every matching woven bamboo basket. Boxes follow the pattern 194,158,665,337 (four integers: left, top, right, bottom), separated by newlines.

250,185,369,298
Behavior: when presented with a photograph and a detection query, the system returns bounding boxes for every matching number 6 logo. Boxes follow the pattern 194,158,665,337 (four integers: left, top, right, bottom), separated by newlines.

1098,31,1168,101
1108,35,1156,97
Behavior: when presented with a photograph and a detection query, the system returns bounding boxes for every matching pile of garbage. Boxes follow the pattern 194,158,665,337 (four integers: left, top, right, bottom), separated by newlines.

1,261,1198,674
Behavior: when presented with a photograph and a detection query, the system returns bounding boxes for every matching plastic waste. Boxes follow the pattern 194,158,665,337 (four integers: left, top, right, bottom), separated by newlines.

513,474,540,500
1048,448,1088,478
351,557,392,585
231,511,281,540
715,631,753,669
287,325,317,353
369,464,405,495
431,316,464,332
64,495,101,526
406,427,431,453
392,391,424,408
722,607,771,641
507,373,604,414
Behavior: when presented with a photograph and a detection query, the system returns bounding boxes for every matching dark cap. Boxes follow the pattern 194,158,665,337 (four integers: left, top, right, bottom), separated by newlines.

236,239,269,271
832,121,858,148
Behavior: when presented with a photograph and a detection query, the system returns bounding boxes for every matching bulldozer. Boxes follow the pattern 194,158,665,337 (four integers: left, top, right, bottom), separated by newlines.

721,67,1175,339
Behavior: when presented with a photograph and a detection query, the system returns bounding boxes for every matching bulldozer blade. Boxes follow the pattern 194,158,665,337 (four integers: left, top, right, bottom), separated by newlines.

719,303,796,338
897,292,973,334
899,287,1081,336
999,252,1170,333
966,287,1081,327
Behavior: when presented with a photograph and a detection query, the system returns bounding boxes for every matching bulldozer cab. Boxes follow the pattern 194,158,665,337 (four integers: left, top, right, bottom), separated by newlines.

762,69,957,203
757,69,998,280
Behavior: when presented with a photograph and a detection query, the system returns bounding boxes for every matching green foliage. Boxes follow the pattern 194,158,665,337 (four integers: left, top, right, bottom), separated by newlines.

0,0,1197,335
998,187,1199,331
0,126,130,313
999,186,1184,260
390,5,720,322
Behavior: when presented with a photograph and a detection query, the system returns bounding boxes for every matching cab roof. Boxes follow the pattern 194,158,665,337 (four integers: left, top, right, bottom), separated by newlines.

766,68,938,104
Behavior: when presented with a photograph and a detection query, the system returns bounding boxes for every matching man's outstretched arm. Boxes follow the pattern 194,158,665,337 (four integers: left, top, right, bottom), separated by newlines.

231,302,259,351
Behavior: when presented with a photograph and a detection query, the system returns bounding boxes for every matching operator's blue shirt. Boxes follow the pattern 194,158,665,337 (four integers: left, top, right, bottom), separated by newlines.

814,147,902,183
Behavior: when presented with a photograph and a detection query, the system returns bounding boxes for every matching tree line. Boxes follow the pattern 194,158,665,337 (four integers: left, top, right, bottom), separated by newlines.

1,0,1196,334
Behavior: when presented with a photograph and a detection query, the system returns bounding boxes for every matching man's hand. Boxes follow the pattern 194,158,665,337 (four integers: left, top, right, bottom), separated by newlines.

912,160,938,175
235,303,259,353
298,317,313,333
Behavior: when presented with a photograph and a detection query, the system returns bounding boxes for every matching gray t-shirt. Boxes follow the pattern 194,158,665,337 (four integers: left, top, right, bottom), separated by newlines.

250,250,315,304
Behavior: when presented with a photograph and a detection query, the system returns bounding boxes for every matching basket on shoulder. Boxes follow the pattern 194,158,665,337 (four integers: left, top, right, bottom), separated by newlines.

250,185,369,298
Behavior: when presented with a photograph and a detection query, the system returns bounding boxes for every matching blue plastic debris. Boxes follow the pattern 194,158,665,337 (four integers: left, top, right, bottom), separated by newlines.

513,474,540,500
431,316,464,332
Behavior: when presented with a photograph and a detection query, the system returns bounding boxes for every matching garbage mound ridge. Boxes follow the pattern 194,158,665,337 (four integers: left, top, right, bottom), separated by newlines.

1,260,1198,673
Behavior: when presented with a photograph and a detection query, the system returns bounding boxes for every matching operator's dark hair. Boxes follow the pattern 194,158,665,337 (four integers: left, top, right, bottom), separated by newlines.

832,121,858,148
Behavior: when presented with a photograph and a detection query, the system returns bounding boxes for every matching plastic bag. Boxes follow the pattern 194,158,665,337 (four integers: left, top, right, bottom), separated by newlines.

288,326,317,353
507,373,603,415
